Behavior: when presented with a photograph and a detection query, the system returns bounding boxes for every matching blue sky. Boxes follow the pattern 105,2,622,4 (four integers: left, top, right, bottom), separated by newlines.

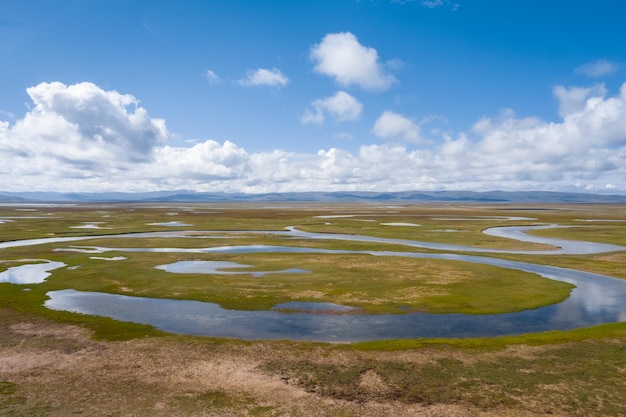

1,0,626,193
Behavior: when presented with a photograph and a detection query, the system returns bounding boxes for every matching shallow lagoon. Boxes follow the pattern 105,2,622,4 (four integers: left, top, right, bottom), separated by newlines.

147,221,193,227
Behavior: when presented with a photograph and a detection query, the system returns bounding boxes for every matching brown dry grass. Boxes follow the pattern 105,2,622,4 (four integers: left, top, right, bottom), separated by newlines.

0,309,603,417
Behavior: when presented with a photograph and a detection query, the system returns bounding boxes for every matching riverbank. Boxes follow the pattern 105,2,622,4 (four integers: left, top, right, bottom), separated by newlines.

2,309,625,416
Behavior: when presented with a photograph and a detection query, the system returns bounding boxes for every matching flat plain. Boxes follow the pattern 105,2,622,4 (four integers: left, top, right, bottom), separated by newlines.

1,202,626,416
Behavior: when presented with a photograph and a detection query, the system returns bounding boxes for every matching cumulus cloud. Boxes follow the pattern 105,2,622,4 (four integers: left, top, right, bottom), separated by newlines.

4,82,168,169
469,83,626,184
2,80,626,194
372,111,424,143
310,32,396,91
153,140,249,181
576,59,618,78
237,68,289,87
301,91,363,124
553,84,607,118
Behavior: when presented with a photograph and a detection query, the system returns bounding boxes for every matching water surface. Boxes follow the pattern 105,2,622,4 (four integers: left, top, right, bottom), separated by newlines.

3,224,623,255
156,260,309,276
1,223,624,341
44,245,626,342
0,261,66,284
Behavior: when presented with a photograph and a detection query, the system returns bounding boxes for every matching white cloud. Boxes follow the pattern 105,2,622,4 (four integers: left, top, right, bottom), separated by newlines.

421,0,444,7
310,32,396,91
5,81,168,169
2,81,626,194
154,140,249,181
301,91,363,124
204,69,220,84
237,68,289,87
372,111,424,143
576,59,618,78
0,109,14,120
419,0,460,10
553,84,607,118
471,83,626,181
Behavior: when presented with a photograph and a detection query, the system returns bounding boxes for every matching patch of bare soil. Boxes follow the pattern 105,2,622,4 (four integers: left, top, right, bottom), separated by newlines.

0,310,590,416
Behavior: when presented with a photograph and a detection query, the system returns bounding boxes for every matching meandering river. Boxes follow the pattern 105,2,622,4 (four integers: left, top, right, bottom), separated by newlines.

2,224,626,341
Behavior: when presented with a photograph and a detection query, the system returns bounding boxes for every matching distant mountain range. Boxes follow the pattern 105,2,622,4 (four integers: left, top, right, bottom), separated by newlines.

1,190,626,204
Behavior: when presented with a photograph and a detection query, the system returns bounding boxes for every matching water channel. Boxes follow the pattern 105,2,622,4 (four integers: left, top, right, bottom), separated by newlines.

2,224,626,341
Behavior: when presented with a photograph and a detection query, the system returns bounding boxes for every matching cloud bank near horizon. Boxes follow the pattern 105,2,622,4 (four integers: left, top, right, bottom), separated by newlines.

1,79,625,194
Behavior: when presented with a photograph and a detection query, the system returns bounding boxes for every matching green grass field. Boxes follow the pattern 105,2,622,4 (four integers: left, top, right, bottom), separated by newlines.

2,202,626,338
2,202,626,416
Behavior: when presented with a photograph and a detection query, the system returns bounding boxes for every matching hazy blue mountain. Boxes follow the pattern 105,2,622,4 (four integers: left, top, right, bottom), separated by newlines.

1,190,626,204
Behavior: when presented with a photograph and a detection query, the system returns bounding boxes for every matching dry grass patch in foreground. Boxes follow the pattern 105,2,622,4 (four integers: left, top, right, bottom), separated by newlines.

1,309,625,417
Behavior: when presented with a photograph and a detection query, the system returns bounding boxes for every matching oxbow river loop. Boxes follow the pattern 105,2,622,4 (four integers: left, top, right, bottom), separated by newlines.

2,225,626,342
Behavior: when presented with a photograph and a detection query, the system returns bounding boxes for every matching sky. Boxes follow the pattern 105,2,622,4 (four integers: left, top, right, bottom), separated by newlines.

1,0,626,194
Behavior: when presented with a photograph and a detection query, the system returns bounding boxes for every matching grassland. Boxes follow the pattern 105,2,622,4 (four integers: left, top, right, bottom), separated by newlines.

1,202,626,416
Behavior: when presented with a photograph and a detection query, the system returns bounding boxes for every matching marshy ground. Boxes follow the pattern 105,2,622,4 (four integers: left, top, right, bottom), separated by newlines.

1,202,626,416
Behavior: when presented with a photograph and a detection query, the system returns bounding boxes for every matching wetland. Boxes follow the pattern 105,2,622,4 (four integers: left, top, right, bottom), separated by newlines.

2,202,626,416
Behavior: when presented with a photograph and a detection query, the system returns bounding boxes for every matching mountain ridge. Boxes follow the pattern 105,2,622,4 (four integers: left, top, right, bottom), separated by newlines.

1,190,626,204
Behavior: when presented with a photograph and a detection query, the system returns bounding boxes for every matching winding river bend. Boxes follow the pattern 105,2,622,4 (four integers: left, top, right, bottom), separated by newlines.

3,225,626,341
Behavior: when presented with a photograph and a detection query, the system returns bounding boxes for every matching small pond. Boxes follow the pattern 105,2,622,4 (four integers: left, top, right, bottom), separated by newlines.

0,261,66,284
147,222,193,227
155,260,309,276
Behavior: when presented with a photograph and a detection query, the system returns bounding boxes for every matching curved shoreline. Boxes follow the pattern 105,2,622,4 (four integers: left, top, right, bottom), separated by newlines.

285,225,626,255
481,224,625,254
2,224,624,255
44,247,626,341
2,224,626,341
